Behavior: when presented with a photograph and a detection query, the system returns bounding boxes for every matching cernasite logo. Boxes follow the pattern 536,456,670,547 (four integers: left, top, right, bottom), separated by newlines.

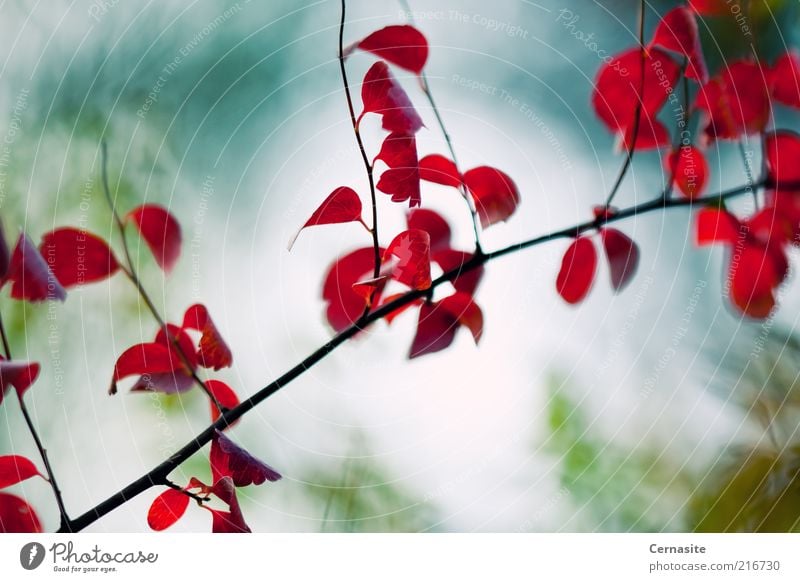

20,542,46,570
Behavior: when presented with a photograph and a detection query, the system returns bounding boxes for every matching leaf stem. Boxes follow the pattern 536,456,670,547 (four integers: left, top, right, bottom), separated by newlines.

99,141,224,411
0,312,70,530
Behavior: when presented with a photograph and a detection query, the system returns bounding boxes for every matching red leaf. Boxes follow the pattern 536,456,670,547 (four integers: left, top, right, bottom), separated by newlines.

289,187,363,249
688,0,729,15
210,430,281,487
650,7,708,83
155,324,199,370
322,247,382,332
592,47,681,149
764,130,800,188
695,207,743,246
39,228,120,288
356,25,428,74
0,492,42,533
4,234,66,302
407,209,451,253
556,237,597,304
147,488,190,531
127,204,182,273
207,477,251,533
110,342,187,395
462,166,520,228
0,360,40,403
375,133,421,207
0,220,10,279
600,228,640,292
418,154,462,188
182,304,233,370
384,229,432,290
359,61,423,134
695,60,770,142
207,380,240,424
666,146,709,199
728,245,788,319
770,50,800,108
0,456,42,489
408,293,483,359
433,249,483,296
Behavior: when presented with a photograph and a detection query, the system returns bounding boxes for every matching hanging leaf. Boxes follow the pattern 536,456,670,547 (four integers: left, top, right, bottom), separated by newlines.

4,234,66,302
147,488,190,531
600,228,640,292
288,187,363,250
556,237,597,304
355,25,428,74
358,61,423,134
126,204,182,273
39,228,120,288
462,166,520,228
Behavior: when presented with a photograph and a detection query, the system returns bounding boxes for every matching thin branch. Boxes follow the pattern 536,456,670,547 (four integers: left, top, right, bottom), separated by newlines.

605,0,647,207
0,313,70,530
99,142,223,411
400,0,483,254
338,0,382,283
57,174,781,533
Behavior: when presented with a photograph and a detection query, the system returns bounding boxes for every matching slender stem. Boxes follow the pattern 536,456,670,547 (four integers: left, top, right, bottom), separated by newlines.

338,1,381,282
57,175,783,533
401,0,483,254
99,142,223,411
0,313,70,530
605,0,646,207
165,479,209,504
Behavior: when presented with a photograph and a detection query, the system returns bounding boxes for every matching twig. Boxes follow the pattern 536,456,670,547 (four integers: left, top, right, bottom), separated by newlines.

56,174,783,533
99,141,224,411
0,313,70,530
400,0,483,254
605,0,647,207
338,1,382,285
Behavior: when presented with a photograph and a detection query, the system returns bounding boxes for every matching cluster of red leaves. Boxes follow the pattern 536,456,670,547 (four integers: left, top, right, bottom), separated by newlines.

576,6,800,318
147,430,281,533
294,25,520,357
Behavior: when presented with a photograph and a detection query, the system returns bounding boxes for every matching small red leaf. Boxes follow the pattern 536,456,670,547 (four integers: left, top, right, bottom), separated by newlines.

0,360,41,403
211,430,282,487
207,477,251,533
0,493,42,533
384,229,432,290
695,208,742,246
408,293,483,359
110,342,186,395
4,234,66,302
206,380,240,424
462,166,520,228
407,209,451,253
357,25,428,74
359,61,423,134
0,456,42,489
600,228,640,292
666,146,709,199
556,237,597,304
418,154,462,188
0,220,10,279
433,249,484,296
182,304,233,371
695,60,771,142
39,228,120,288
127,204,182,273
769,50,800,108
650,6,708,83
147,488,190,531
592,47,681,149
289,187,363,249
375,133,421,207
728,245,788,319
322,247,383,332
764,130,800,188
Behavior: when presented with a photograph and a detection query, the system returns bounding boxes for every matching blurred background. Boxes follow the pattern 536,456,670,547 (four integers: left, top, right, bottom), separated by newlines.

1,0,800,532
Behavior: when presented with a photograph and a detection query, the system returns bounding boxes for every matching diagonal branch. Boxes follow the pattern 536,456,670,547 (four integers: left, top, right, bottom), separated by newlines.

56,174,780,533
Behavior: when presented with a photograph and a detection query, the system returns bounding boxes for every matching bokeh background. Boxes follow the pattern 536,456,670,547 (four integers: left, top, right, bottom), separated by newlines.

2,0,800,532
